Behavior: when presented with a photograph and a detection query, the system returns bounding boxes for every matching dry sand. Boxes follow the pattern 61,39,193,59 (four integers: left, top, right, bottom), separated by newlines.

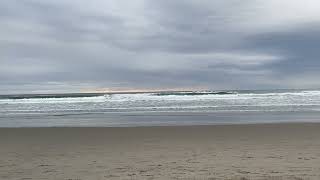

1,123,320,180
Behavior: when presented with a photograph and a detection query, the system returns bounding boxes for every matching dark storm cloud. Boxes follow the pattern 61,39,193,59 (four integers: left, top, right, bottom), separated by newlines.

1,0,320,93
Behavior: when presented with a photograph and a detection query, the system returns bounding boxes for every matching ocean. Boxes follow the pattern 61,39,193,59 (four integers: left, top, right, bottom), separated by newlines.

1,89,320,127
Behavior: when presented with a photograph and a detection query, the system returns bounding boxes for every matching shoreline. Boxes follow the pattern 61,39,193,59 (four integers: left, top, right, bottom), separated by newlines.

1,121,320,128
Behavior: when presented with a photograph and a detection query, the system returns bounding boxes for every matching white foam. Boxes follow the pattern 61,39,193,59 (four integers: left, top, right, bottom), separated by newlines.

0,95,106,104
1,90,320,113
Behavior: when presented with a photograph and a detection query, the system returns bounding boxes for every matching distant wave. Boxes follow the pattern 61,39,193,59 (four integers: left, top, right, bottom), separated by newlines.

1,90,320,106
0,95,106,104
154,91,237,96
0,93,104,100
0,91,236,100
2,90,320,100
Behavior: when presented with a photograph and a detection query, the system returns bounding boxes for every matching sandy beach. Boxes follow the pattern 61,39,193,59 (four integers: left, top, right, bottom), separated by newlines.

1,123,320,180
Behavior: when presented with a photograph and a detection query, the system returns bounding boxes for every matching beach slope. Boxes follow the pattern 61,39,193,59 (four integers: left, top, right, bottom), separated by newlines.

1,123,320,179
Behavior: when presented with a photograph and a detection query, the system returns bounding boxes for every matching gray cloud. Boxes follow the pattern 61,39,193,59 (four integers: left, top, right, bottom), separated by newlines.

1,0,320,94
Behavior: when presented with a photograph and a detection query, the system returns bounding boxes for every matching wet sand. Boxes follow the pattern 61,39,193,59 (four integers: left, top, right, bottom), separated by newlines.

1,123,320,179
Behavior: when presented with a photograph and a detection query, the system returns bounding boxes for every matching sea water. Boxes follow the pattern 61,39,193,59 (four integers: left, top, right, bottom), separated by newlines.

1,90,320,127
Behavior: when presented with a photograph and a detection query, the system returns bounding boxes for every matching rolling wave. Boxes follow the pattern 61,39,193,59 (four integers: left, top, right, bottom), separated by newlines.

0,93,104,100
1,90,320,104
2,90,320,127
1,90,320,114
154,91,236,96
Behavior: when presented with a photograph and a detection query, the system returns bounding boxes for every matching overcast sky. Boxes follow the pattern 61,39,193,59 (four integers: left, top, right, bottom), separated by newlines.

1,0,320,94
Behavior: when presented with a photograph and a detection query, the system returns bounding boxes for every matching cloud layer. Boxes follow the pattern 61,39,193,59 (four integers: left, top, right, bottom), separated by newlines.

1,0,320,93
